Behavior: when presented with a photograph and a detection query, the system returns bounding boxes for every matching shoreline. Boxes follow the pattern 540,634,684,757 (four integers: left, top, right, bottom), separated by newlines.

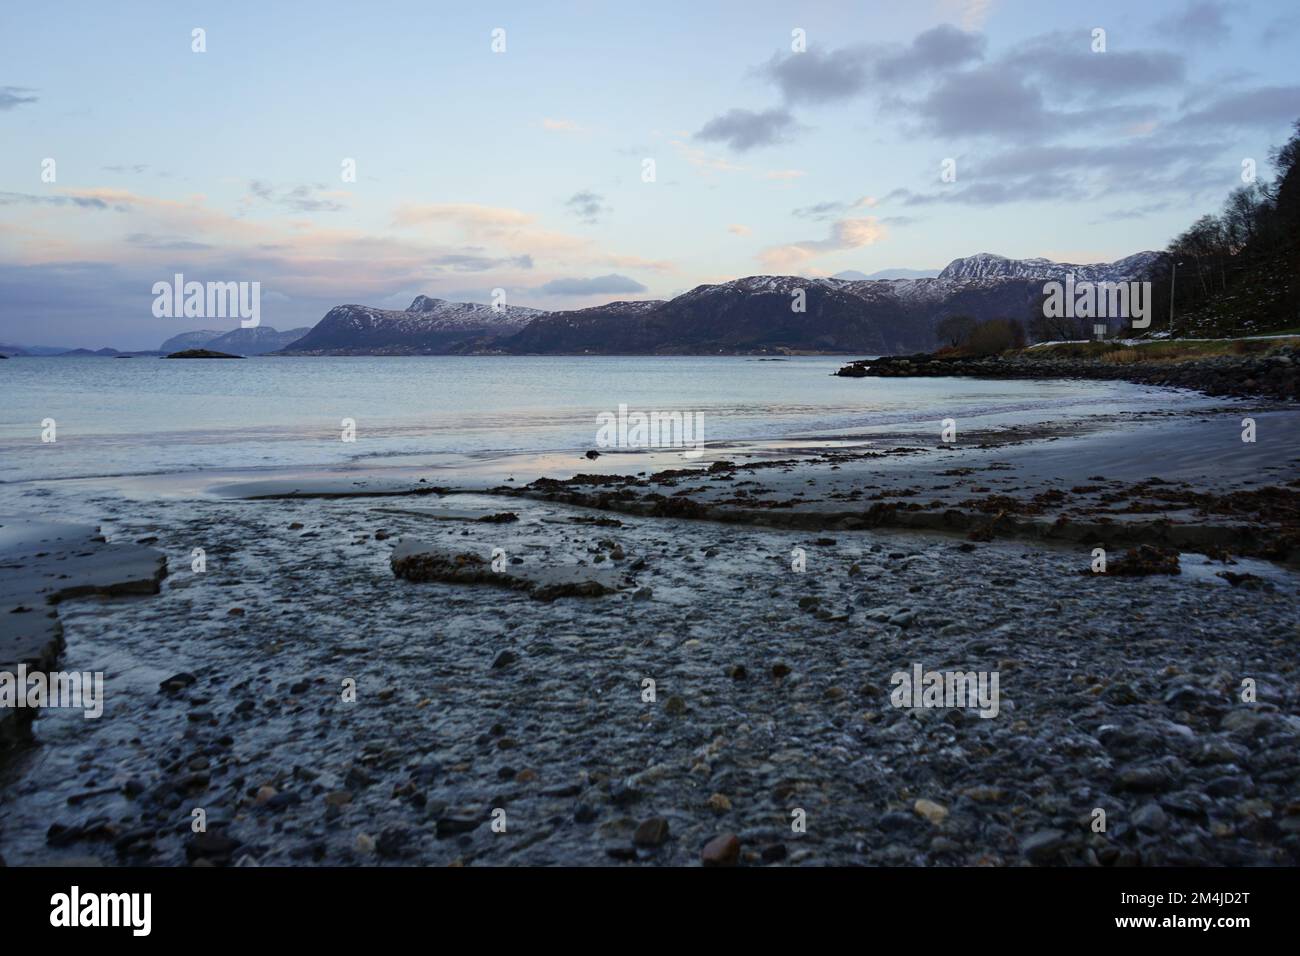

835,340,1300,402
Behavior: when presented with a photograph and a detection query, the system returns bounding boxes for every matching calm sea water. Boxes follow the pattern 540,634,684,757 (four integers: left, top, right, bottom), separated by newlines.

0,355,1210,485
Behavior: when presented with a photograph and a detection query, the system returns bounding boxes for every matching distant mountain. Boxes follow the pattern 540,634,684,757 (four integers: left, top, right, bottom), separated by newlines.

0,343,71,356
280,252,1161,356
208,326,311,355
53,348,164,357
280,296,543,355
832,268,941,280
158,326,311,355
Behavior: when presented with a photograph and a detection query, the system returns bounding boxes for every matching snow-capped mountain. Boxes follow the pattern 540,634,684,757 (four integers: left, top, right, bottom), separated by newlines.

935,251,1163,282
282,296,545,355
280,252,1163,355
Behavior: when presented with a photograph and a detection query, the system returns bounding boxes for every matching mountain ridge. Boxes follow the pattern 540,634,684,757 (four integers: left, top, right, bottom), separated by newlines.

276,252,1163,356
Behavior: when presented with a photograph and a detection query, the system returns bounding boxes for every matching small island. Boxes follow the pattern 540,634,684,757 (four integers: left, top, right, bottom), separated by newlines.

163,348,243,359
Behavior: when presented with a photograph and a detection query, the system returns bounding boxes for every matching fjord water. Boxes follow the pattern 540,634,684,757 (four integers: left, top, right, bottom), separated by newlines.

0,355,1208,485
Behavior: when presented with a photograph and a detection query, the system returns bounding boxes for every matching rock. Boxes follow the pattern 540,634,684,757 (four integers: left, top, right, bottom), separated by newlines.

159,673,197,692
436,816,482,838
760,843,787,863
1116,761,1180,793
1102,682,1141,705
1021,829,1066,864
913,799,949,825
701,833,741,866
1099,545,1180,576
707,793,732,812
664,695,686,715
186,831,241,863
633,817,670,847
390,539,619,600
771,662,792,679
1220,709,1270,738
164,349,242,359
376,827,413,858
492,650,517,669
1133,802,1168,832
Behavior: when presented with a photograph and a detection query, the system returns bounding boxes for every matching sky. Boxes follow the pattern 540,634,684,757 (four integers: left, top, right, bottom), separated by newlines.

1,0,1298,349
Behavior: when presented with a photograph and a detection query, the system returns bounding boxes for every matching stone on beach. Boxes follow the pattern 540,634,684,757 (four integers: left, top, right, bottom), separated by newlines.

389,537,621,600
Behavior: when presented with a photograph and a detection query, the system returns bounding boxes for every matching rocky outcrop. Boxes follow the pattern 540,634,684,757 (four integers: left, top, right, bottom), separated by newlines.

0,519,167,748
389,538,621,600
836,344,1300,401
164,349,243,359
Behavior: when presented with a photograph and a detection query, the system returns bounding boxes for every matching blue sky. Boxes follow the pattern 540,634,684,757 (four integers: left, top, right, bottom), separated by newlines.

2,0,1298,348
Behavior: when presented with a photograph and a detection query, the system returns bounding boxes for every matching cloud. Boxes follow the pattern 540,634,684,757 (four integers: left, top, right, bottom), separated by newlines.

792,196,876,220
102,164,150,174
0,191,115,210
913,65,1061,137
728,224,751,236
763,28,985,106
792,201,845,221
429,253,534,272
0,86,37,110
883,138,1230,207
565,190,609,224
874,25,986,82
1173,84,1300,129
247,181,345,213
125,233,213,251
542,118,583,132
763,47,871,104
694,107,797,151
538,274,647,296
393,203,533,230
758,217,886,272
1156,1,1233,44
1261,13,1300,45
1004,34,1185,99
